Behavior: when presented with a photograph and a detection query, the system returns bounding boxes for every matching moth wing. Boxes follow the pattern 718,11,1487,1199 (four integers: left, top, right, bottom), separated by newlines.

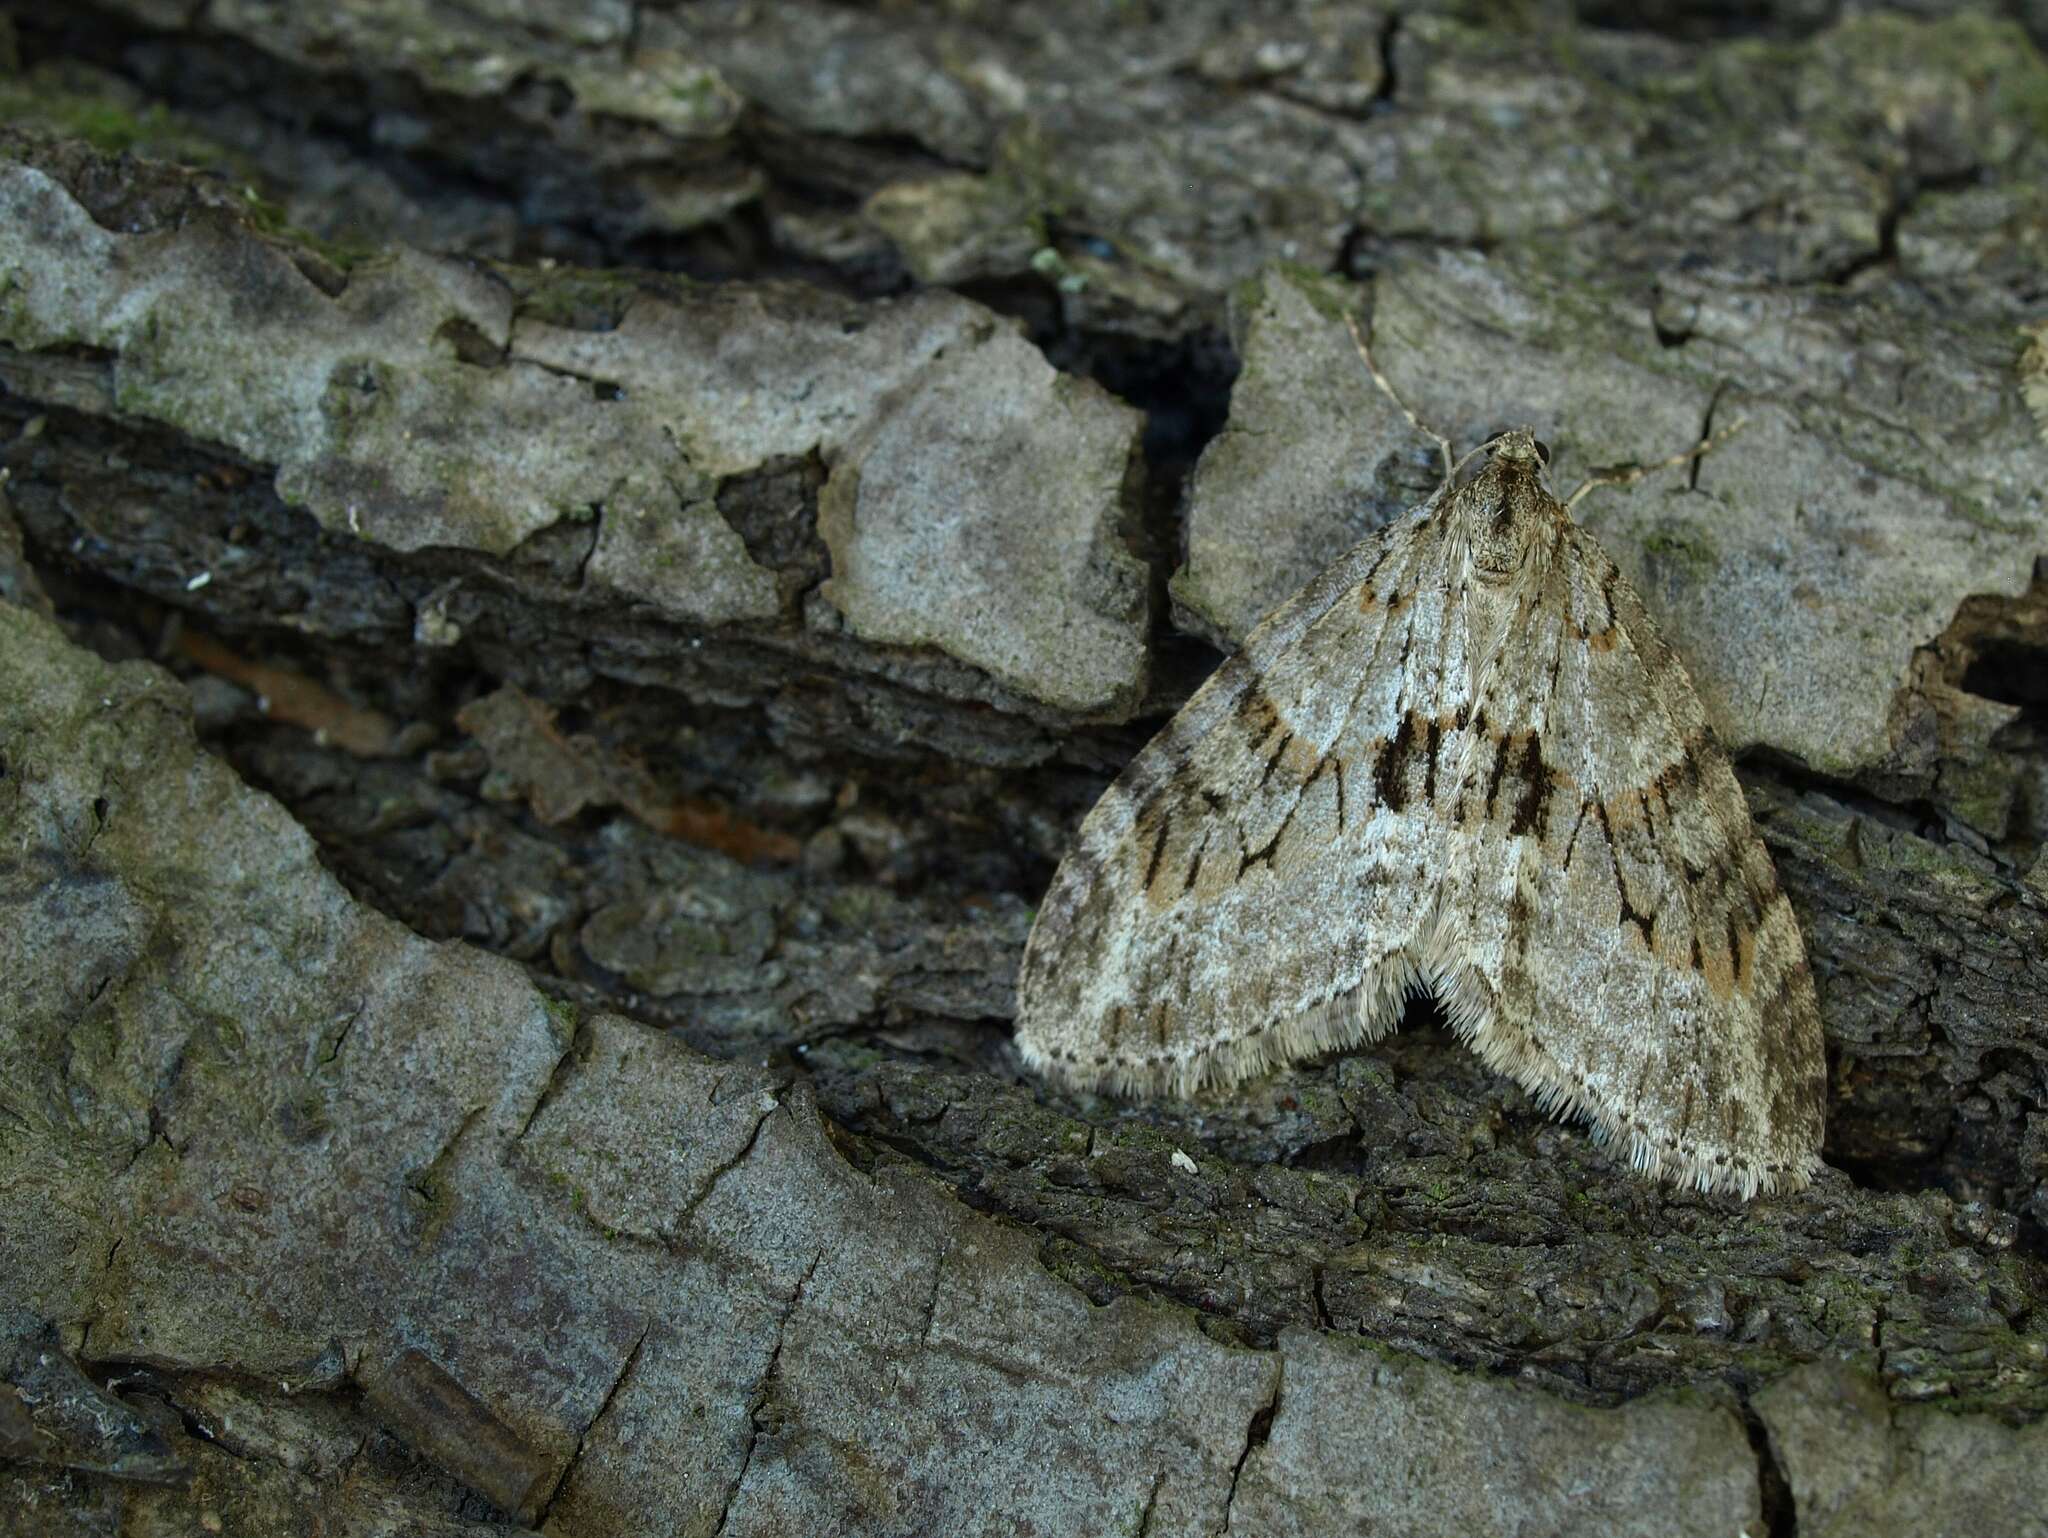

1447,524,1826,1196
1016,508,1470,1096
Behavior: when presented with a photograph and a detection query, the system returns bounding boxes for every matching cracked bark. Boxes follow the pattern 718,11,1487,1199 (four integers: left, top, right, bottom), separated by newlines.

714,1247,824,1537
912,1237,950,1358
1,4,2045,1536
1741,1393,1801,1538
1133,1469,1167,1538
1222,1374,1282,1535
535,1325,649,1529
513,1022,591,1145
670,1094,785,1241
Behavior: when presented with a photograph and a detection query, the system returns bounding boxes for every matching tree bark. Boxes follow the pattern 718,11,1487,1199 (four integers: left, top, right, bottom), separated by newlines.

2,4,2045,1534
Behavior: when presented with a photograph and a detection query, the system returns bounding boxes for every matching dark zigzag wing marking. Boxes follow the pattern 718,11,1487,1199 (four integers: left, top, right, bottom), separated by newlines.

1017,430,1821,1195
1015,505,1468,1090
1021,519,1414,963
1466,524,1823,1192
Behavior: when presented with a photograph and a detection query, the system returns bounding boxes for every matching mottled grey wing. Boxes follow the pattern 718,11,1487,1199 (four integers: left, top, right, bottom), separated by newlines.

1015,506,1471,1096
1443,523,1826,1196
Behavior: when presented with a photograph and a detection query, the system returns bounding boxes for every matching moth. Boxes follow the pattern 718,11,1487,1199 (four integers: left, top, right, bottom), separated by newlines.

1015,394,1826,1199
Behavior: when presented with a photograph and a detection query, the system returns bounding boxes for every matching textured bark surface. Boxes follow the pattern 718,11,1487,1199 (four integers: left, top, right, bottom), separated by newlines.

1,3,2046,1534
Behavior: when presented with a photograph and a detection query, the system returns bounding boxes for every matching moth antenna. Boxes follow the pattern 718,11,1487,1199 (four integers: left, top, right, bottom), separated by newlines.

1343,310,1456,482
1562,417,1749,511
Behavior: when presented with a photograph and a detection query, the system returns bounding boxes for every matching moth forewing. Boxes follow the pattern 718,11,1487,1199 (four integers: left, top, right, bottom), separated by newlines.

1015,427,1826,1200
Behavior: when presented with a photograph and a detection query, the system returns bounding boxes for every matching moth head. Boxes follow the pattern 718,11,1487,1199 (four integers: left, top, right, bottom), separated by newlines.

1455,426,1560,580
1483,427,1551,468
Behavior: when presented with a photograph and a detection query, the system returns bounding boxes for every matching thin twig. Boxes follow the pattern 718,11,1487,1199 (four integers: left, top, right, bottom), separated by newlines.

1563,418,1748,511
1344,310,1454,481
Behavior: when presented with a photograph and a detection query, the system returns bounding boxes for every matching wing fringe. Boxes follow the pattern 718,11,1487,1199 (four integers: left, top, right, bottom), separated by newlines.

1019,902,1821,1200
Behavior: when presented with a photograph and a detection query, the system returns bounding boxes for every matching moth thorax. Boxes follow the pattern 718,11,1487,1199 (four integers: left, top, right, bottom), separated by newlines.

1463,462,1550,580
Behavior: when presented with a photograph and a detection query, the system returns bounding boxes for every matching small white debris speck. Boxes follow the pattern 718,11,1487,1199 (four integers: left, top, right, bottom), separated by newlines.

1170,1149,1198,1174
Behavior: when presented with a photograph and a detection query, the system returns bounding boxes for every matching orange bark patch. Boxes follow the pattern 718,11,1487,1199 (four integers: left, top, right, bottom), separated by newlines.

457,686,799,863
176,628,396,757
